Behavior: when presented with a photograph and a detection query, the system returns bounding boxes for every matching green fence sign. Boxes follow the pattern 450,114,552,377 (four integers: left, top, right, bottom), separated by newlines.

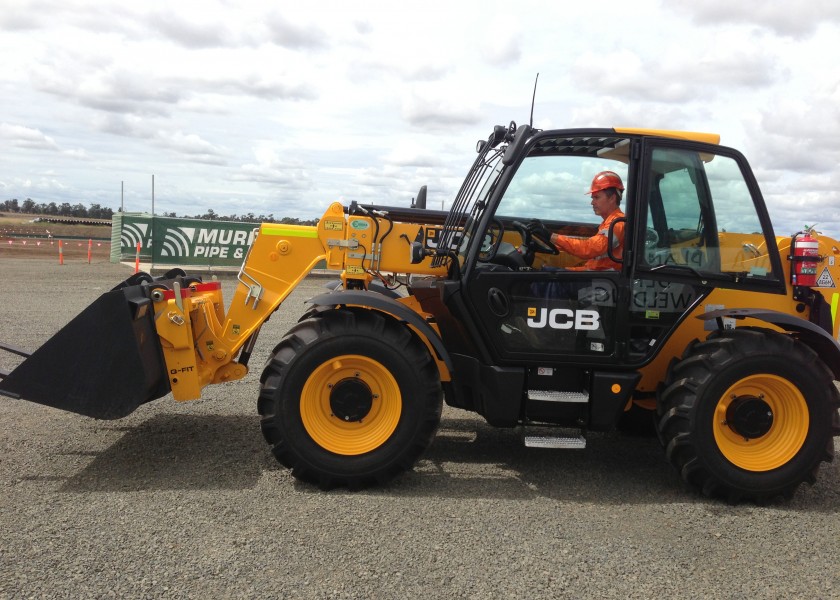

112,213,258,268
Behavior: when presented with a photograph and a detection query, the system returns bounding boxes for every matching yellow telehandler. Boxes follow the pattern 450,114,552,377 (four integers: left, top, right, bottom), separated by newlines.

3,121,839,502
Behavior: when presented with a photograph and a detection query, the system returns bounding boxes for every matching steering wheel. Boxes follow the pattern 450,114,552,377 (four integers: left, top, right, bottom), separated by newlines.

512,221,559,256
476,218,531,270
476,218,503,261
644,227,659,249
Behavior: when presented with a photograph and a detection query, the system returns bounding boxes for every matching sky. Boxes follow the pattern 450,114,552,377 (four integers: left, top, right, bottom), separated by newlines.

2,0,840,237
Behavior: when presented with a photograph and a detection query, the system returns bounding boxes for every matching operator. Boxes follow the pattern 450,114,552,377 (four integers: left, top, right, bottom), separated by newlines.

529,170,625,271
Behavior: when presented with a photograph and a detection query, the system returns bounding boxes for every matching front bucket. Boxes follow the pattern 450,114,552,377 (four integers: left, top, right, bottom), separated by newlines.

0,276,171,419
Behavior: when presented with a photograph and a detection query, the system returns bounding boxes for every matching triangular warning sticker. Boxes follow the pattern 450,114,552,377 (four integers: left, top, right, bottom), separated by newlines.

816,267,835,288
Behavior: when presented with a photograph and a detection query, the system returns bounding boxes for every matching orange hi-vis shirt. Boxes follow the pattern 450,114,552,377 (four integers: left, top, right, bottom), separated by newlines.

553,208,625,271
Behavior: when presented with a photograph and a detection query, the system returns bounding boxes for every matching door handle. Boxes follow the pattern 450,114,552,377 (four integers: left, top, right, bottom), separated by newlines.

487,287,510,317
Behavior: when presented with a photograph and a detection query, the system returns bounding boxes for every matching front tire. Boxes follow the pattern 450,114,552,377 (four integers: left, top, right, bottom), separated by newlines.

657,328,839,502
259,308,442,489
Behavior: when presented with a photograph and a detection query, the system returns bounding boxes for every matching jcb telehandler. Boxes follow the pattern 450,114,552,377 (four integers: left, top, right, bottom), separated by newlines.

3,121,840,502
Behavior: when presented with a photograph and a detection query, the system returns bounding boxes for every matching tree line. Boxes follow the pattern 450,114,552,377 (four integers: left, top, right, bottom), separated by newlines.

161,208,318,226
1,198,114,220
1,199,317,226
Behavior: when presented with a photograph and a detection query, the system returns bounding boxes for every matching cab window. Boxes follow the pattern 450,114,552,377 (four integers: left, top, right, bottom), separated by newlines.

642,147,778,282
494,152,629,270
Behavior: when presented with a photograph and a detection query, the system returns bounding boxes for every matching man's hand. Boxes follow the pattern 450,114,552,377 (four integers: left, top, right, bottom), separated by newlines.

526,219,552,245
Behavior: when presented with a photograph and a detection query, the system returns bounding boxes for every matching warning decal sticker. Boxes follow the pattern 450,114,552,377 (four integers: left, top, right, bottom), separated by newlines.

817,267,835,288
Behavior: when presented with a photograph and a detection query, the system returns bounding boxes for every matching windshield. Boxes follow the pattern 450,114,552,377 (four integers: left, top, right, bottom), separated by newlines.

496,154,629,224
432,134,507,268
436,128,633,271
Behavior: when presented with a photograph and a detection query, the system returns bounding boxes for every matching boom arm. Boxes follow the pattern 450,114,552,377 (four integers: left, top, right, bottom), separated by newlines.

152,202,448,401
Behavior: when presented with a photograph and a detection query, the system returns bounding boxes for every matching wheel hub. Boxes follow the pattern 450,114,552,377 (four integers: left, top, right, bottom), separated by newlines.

329,378,373,422
726,395,773,439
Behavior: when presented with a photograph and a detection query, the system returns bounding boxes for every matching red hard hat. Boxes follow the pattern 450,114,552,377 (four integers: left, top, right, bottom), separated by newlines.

587,171,625,195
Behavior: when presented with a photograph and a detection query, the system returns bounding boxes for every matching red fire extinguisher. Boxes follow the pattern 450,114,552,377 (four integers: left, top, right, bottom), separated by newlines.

790,227,820,287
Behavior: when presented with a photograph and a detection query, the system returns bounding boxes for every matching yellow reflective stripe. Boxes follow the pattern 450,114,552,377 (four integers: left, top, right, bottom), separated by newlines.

260,226,318,238
831,293,838,330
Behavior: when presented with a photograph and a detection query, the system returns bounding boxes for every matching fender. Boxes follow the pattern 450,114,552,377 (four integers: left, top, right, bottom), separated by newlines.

309,290,454,373
323,279,403,300
700,308,840,378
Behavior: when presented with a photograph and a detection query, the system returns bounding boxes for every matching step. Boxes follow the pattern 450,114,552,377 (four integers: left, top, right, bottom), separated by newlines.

524,435,587,449
527,390,589,403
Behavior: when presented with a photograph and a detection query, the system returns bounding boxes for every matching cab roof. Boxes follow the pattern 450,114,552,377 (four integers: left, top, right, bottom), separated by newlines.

527,128,721,162
614,127,720,145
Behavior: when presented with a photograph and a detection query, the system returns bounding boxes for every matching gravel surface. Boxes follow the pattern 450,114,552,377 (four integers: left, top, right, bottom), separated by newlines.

2,258,839,599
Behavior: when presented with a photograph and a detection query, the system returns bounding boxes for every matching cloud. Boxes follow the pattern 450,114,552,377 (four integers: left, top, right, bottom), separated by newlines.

31,59,316,122
353,20,373,36
262,12,329,51
565,97,701,130
480,15,522,67
234,144,312,190
401,88,483,129
145,10,237,49
31,63,183,117
572,41,780,103
382,140,444,168
0,123,88,161
62,148,89,159
744,96,840,174
666,0,840,38
157,131,227,165
205,72,317,101
95,114,156,138
0,4,43,30
0,174,70,195
352,54,453,83
0,123,60,150
92,113,227,165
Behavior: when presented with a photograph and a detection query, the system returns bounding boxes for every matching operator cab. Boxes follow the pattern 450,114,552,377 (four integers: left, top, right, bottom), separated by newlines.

436,122,785,367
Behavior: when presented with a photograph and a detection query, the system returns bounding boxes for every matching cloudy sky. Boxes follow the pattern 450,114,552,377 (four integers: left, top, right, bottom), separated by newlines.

2,0,840,236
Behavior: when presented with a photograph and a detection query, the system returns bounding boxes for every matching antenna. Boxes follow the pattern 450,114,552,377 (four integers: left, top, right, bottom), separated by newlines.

529,73,539,127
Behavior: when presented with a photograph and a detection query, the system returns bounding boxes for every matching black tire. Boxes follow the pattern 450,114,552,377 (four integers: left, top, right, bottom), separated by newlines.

258,308,442,489
657,328,839,503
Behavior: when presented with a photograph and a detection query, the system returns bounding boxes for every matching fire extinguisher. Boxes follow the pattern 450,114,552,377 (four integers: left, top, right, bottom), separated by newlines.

790,226,820,288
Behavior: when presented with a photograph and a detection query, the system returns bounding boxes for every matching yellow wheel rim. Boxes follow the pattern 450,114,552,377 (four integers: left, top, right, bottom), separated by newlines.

713,374,809,471
300,355,401,455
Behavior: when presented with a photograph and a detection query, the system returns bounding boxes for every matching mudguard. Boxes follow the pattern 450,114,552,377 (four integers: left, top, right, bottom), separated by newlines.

309,290,454,373
700,307,840,378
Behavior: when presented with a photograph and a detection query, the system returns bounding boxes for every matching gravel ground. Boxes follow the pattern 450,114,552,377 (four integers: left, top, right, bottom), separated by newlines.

1,258,839,599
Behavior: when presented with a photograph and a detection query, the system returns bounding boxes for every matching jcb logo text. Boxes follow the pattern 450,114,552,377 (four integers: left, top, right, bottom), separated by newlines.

526,308,600,331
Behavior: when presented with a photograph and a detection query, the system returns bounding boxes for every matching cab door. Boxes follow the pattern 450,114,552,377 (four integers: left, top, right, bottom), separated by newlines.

462,134,636,364
467,266,626,363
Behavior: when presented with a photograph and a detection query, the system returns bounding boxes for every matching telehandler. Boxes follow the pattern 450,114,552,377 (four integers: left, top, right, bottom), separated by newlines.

3,121,840,502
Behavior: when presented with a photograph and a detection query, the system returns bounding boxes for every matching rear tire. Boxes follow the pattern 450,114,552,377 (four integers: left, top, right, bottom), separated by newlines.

657,328,839,502
259,308,442,489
